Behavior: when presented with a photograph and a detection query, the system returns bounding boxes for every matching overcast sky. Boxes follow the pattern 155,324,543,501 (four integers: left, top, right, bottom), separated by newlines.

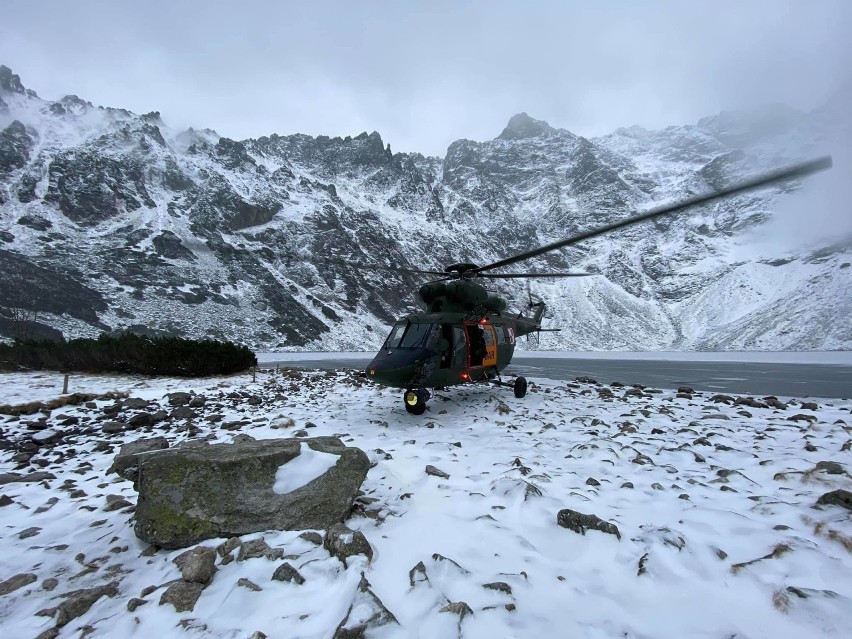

2,0,851,156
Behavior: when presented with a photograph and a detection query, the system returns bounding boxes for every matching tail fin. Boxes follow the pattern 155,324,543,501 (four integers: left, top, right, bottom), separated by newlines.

530,301,545,327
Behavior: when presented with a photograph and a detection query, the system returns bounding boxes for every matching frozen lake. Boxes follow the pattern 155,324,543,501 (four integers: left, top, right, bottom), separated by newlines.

258,351,852,399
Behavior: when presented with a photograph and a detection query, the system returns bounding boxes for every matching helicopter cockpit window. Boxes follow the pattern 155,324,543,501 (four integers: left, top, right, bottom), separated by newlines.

384,321,408,349
384,321,440,349
399,322,438,348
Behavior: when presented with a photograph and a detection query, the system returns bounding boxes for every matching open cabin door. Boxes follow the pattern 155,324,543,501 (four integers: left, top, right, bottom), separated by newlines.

466,322,497,368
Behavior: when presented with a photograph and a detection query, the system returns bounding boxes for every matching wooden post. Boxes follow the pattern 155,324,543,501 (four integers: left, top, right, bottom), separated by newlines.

252,367,256,383
62,374,69,394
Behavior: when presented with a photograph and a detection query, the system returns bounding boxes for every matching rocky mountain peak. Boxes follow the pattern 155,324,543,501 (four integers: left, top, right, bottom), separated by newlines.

0,66,847,351
0,65,27,95
498,112,555,140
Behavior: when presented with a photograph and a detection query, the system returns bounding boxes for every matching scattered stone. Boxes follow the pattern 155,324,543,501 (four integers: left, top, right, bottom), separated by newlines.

0,471,56,484
0,494,14,507
121,398,149,411
272,562,305,584
637,552,649,576
299,531,323,546
816,489,852,511
237,577,262,592
127,413,154,428
102,421,125,434
127,597,148,612
19,526,41,539
324,523,373,566
140,585,158,597
0,572,37,595
735,397,769,409
159,581,204,613
557,508,621,540
237,538,284,562
731,544,792,574
33,497,59,514
170,406,196,420
483,581,512,595
425,465,450,479
104,497,133,512
632,452,654,465
167,392,192,406
815,461,846,475
651,483,664,490
621,482,634,489
45,582,119,626
408,561,429,588
431,553,470,574
585,477,601,486
42,578,59,592
800,402,819,411
175,546,217,584
333,574,399,639
440,601,473,620
217,537,241,558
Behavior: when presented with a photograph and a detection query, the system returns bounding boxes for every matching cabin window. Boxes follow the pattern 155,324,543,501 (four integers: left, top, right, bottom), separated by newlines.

400,322,438,348
483,327,495,348
439,324,453,369
452,326,467,367
494,326,506,344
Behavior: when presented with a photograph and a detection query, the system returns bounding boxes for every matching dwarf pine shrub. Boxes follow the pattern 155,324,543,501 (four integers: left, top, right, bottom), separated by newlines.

0,333,257,376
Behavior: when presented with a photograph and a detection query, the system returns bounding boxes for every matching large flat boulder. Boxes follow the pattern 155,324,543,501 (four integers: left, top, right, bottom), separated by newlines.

134,437,369,549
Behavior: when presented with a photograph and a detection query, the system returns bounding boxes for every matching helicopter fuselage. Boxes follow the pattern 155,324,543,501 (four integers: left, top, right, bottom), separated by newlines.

366,305,543,392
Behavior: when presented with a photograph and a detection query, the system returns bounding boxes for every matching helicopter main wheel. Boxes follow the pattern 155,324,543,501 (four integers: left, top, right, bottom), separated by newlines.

404,389,428,415
514,376,528,399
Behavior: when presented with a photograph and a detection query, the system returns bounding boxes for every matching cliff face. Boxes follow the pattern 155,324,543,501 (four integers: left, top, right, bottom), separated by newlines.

1,65,848,351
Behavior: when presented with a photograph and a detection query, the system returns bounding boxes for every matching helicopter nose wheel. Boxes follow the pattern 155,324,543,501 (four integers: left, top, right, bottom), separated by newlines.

404,389,429,415
513,376,528,398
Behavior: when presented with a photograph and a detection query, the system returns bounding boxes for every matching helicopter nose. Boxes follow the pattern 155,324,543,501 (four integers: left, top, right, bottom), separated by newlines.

366,348,432,388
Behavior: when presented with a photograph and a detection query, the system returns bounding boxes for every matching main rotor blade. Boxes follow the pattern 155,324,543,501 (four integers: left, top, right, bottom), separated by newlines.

476,272,596,279
314,257,446,277
474,155,833,274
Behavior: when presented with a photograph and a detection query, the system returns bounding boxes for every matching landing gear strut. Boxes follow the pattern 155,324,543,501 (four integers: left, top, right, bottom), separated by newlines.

404,389,429,415
489,374,529,398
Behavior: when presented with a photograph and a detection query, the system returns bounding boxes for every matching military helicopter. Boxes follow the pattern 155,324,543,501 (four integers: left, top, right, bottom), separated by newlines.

365,156,832,414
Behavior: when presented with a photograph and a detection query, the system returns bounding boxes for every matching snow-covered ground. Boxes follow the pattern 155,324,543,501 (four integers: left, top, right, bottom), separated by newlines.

1,367,850,638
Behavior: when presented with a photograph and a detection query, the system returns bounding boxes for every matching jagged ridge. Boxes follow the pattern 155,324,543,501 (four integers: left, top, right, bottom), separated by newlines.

0,65,848,351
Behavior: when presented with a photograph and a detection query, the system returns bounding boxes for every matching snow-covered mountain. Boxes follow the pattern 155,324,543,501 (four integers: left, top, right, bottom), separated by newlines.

0,64,849,351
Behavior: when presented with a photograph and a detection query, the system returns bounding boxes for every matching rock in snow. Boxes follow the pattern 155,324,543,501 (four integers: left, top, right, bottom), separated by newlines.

134,437,369,548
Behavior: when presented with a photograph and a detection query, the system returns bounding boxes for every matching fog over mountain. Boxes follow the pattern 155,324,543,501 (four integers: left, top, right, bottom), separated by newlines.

0,65,849,351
